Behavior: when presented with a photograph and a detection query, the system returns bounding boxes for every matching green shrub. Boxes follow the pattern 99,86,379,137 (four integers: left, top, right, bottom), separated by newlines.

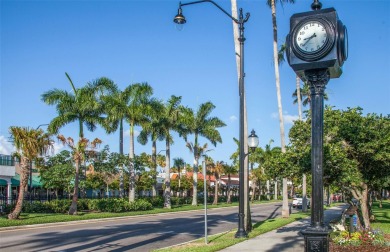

77,199,89,211
143,196,164,207
23,201,52,213
46,199,71,213
128,199,153,211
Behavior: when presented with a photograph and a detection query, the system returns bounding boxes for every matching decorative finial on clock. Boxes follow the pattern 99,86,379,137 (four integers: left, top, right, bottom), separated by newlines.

311,0,322,11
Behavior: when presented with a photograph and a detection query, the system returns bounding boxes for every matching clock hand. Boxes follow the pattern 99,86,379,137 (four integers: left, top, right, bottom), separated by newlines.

303,33,317,46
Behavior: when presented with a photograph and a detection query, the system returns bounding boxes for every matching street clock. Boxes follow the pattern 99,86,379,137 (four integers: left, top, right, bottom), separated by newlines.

286,7,348,81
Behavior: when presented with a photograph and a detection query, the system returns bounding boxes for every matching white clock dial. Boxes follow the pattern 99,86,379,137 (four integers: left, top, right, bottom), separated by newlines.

295,21,328,53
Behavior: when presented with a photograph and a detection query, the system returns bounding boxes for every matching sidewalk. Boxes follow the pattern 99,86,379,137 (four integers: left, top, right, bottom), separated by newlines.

219,204,348,252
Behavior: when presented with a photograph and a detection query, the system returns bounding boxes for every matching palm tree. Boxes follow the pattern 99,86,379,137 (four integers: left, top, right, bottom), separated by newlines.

160,95,182,209
173,157,185,197
57,135,101,215
138,99,165,197
267,0,295,217
99,81,133,197
124,83,153,202
42,73,115,139
8,127,53,219
180,102,226,206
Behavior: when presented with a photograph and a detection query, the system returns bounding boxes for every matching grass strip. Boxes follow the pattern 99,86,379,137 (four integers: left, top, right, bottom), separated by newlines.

0,200,279,228
153,212,310,252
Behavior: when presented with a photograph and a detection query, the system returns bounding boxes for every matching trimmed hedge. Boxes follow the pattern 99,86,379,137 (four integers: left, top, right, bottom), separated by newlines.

2,198,153,214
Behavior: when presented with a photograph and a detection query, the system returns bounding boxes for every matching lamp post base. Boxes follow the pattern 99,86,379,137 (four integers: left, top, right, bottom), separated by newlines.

234,229,248,238
301,226,331,252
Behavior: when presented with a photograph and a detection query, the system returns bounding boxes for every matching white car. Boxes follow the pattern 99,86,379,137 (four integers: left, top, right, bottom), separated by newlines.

292,197,310,208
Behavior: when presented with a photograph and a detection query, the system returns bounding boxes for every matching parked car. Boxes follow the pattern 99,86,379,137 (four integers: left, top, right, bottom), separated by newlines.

292,196,310,209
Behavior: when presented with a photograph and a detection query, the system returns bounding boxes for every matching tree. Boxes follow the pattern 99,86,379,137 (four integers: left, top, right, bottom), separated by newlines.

8,127,53,219
267,0,295,218
160,95,183,209
138,99,165,197
57,135,101,215
289,107,390,227
180,102,226,206
102,82,130,197
124,83,153,202
92,146,124,197
42,73,114,139
39,150,74,197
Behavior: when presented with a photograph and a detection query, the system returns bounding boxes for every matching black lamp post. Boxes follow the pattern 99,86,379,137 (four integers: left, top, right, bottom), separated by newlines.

173,0,250,238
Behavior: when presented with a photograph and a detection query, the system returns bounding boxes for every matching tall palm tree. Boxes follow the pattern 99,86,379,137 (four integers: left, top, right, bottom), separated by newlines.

267,0,295,217
160,95,182,209
42,73,115,139
100,81,129,197
138,99,165,197
124,83,153,202
180,102,226,206
57,135,101,215
8,127,53,219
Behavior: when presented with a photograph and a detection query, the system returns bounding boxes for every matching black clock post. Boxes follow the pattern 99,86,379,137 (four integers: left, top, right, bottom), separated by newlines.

286,1,348,252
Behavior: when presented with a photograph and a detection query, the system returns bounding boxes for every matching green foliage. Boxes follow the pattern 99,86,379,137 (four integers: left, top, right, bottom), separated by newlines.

143,196,165,207
46,200,72,213
86,198,153,212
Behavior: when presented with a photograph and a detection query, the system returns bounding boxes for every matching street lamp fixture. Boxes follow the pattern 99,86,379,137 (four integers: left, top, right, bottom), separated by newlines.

248,129,259,152
173,6,186,30
173,0,250,238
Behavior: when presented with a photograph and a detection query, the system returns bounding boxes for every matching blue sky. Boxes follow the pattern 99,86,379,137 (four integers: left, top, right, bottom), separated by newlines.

1,0,389,168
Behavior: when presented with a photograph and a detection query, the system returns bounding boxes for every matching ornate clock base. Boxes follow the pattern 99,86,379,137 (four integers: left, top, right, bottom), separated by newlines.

301,227,331,252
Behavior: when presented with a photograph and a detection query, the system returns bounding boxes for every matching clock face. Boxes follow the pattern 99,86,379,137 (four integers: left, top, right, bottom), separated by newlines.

295,21,328,53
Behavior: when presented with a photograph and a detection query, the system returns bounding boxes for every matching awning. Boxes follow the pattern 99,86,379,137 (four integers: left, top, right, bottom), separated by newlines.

0,173,43,187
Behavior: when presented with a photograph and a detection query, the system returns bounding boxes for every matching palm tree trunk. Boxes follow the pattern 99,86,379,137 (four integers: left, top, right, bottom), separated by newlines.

227,174,232,204
119,119,124,198
192,137,199,206
68,159,80,215
129,122,136,202
213,175,219,205
8,157,29,219
164,138,171,209
274,180,278,200
296,76,308,212
270,0,289,218
152,140,157,197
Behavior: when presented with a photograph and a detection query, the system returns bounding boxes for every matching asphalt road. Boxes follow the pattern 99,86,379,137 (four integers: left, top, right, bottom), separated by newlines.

0,202,288,252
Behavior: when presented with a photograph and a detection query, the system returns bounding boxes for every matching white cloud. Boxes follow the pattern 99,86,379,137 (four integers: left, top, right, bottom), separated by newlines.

271,112,299,125
283,114,299,124
229,115,238,121
0,135,14,155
